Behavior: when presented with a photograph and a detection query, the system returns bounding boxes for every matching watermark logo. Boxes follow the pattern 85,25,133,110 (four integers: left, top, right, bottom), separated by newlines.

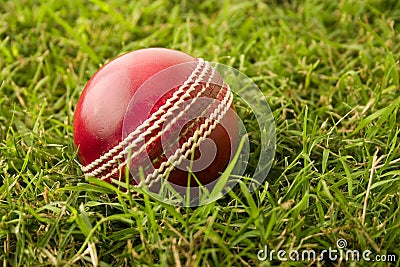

257,239,397,263
336,238,347,249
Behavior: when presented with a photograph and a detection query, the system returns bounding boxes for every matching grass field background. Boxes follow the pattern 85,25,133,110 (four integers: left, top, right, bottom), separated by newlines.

1,0,400,266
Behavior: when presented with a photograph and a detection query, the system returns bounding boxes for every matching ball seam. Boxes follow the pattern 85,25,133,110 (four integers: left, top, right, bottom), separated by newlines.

81,58,206,173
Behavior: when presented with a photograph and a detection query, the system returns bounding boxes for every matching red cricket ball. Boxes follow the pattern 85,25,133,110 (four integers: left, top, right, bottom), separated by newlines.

73,48,238,188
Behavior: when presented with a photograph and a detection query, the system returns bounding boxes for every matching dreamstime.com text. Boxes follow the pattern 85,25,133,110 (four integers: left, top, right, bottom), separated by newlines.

257,239,397,263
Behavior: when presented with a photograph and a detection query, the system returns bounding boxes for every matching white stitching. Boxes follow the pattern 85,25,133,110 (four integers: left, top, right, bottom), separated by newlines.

143,86,233,188
86,61,213,178
96,82,232,185
84,61,234,189
81,59,205,173
92,64,221,180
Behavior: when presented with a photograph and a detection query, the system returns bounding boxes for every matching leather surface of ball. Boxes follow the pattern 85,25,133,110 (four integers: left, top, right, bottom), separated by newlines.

73,48,238,187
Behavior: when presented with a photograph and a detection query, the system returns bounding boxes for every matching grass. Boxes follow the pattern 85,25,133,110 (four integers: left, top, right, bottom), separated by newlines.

1,0,400,266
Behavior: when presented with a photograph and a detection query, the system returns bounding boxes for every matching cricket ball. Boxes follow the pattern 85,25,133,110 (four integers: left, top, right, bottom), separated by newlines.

73,48,238,188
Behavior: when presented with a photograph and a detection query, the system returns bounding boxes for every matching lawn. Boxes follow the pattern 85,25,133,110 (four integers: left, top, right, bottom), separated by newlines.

1,0,400,266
